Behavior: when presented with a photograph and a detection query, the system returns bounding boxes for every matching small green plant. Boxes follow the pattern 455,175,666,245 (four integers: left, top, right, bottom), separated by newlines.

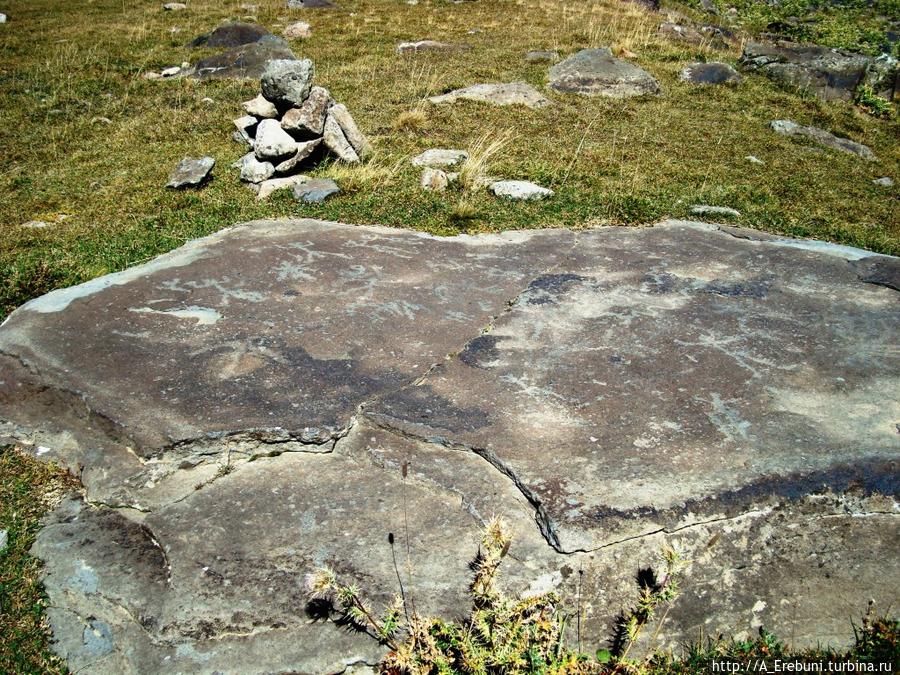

855,85,894,118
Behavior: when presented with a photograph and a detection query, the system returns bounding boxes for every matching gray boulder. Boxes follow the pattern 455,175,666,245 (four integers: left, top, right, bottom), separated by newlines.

193,41,296,80
770,119,876,161
254,119,298,161
293,178,340,202
261,58,315,108
429,82,550,108
242,94,278,118
239,152,275,183
188,22,273,48
411,148,469,168
680,62,741,85
280,86,332,137
166,156,215,188
329,103,371,159
322,113,360,163
549,48,660,97
490,180,553,200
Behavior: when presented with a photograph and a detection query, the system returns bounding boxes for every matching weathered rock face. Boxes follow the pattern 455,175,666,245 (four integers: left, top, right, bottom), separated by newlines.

1,220,898,673
770,119,876,160
679,61,741,85
428,82,551,108
193,41,296,79
261,58,315,109
188,22,274,49
549,48,661,97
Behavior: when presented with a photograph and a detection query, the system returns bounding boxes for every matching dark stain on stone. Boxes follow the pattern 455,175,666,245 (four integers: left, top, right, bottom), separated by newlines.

458,335,504,369
642,272,681,294
852,256,900,292
370,384,492,435
524,273,588,305
702,277,772,298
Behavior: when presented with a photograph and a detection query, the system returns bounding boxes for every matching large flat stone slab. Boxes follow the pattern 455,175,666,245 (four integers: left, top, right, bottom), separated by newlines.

1,219,898,673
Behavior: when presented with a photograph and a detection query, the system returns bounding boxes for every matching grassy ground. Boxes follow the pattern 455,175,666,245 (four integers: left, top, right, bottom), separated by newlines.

0,446,79,674
0,0,898,319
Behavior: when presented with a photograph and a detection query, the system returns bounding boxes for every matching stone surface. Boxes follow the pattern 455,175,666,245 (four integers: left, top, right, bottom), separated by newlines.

239,152,275,182
396,40,468,54
420,167,449,191
0,13,7,23
770,119,876,161
283,20,311,39
162,2,185,10
242,93,279,118
549,48,661,97
280,85,332,136
525,49,559,63
679,61,741,85
873,176,894,186
253,118,298,161
292,178,340,202
328,103,371,158
490,179,553,200
658,21,733,48
193,41,296,79
739,40,871,101
160,66,182,77
253,174,309,200
429,82,550,108
691,204,741,218
0,529,7,551
188,22,273,48
322,113,360,163
411,148,468,168
2,221,898,673
287,0,336,7
274,138,322,174
165,156,214,188
260,58,314,108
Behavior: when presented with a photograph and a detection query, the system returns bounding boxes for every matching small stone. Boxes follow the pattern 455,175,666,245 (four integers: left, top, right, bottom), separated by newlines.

746,155,765,165
396,40,467,55
243,94,279,118
549,48,660,98
254,119,298,161
421,167,449,192
166,156,215,189
770,119,876,161
490,180,553,200
261,58,314,108
873,177,894,186
283,21,311,39
201,97,214,104
293,178,340,203
679,62,741,85
274,138,322,174
233,115,259,145
0,529,7,551
0,13,7,23
429,82,550,108
255,175,309,200
287,0,336,8
22,220,49,229
411,149,468,168
91,117,113,125
328,103,371,158
691,204,741,218
163,2,186,10
161,66,181,77
239,153,275,183
281,86,332,137
525,50,559,64
143,71,162,80
322,114,360,163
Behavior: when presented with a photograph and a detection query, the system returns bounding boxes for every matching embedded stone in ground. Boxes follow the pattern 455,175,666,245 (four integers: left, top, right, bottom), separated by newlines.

548,47,661,97
679,61,741,85
192,41,296,79
428,82,550,108
770,119,876,160
188,22,275,48
165,156,215,188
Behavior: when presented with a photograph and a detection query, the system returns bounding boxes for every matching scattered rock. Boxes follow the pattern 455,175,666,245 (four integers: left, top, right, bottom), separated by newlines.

329,103,371,159
91,116,113,125
281,86,332,136
0,529,6,552
549,48,660,98
283,21,311,39
21,220,49,229
739,41,876,101
163,2,186,10
160,66,182,77
322,113,360,163
188,22,273,48
166,156,215,189
658,21,733,48
746,155,765,165
193,41,297,80
873,177,894,186
770,119,876,161
0,13,7,23
293,178,340,202
396,40,468,54
421,167,450,191
254,174,310,200
429,82,550,108
287,0,336,7
411,148,468,168
679,61,741,85
691,204,741,218
143,71,163,80
274,138,322,174
254,119,298,161
261,58,315,108
233,114,259,145
239,153,275,183
243,93,279,118
525,50,559,63
490,180,553,200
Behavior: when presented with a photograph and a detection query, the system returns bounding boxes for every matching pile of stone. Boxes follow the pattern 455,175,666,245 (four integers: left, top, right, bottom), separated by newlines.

232,58,370,201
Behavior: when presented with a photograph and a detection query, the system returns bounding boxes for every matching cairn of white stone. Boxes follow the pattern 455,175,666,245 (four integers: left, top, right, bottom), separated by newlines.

232,58,371,200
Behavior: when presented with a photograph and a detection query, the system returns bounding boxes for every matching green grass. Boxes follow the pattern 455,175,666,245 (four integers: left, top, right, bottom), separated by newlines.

0,446,79,674
0,0,898,320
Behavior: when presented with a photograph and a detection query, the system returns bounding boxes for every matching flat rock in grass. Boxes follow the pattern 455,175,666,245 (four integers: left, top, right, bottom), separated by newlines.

328,103,371,158
429,82,550,108
283,21,311,39
490,180,553,200
188,22,273,48
770,119,876,161
193,41,296,80
411,148,468,168
525,49,559,63
242,94,278,118
239,152,275,182
739,41,871,101
166,156,215,188
873,177,894,186
253,174,309,200
280,85,331,136
421,167,450,191
691,204,741,218
287,0,336,7
679,61,741,85
163,2,186,10
658,21,733,48
549,48,660,97
3,220,898,674
292,177,339,202
322,113,359,163
0,13,7,23
260,58,314,108
396,40,469,54
274,138,322,174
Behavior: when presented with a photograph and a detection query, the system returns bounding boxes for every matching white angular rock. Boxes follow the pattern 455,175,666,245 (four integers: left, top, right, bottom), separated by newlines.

490,180,553,200
329,103,371,158
254,119,298,161
322,113,360,163
163,2,186,9
242,94,278,119
254,175,310,200
429,82,550,108
873,176,894,187
411,149,468,169
691,204,741,218
0,13,7,23
166,156,215,189
161,66,181,77
283,21,311,39
239,152,275,183
274,138,322,174
281,86,332,136
746,155,765,165
421,167,449,192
